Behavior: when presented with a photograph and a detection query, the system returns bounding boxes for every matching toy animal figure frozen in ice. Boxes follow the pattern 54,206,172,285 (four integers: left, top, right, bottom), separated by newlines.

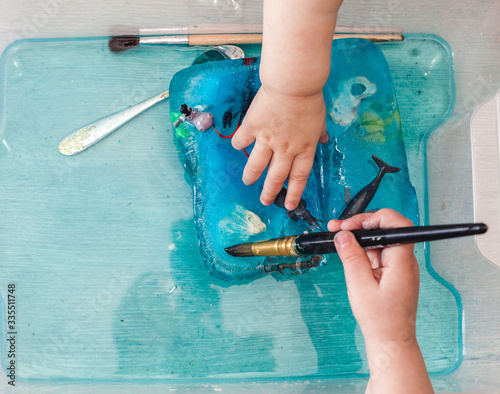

274,187,324,232
273,156,400,231
173,104,214,132
338,155,400,220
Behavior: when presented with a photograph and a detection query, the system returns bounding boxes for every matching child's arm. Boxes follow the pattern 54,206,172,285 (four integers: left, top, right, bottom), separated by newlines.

231,0,343,210
328,209,434,394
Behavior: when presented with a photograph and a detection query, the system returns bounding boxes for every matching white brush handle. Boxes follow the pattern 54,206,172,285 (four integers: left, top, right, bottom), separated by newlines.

140,24,264,35
58,90,169,155
136,25,403,35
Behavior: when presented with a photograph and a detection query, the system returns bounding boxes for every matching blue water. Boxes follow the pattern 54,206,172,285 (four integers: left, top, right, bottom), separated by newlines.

0,35,458,381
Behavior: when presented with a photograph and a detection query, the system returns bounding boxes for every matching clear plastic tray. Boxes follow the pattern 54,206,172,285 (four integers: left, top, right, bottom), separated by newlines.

0,34,459,385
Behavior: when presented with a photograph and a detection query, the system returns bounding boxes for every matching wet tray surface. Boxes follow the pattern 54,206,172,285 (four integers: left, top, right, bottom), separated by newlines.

0,35,456,380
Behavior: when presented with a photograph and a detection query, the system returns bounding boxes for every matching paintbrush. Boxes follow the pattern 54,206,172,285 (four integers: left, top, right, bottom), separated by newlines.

108,24,403,36
109,23,265,36
109,34,264,52
224,223,488,257
108,33,404,52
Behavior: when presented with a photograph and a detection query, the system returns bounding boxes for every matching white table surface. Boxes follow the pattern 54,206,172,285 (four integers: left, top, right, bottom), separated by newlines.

1,1,499,392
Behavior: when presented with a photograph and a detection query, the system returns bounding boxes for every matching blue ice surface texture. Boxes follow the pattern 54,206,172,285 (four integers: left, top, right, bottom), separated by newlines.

170,39,418,281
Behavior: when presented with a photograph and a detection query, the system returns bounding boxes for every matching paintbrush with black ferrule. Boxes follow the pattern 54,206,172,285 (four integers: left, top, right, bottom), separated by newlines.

108,33,404,52
224,223,488,257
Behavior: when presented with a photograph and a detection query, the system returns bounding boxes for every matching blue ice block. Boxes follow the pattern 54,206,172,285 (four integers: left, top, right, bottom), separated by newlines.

170,39,418,281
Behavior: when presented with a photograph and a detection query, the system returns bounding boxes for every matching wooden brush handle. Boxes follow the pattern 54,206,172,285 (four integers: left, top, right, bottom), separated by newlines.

334,33,404,42
187,34,263,46
186,33,403,46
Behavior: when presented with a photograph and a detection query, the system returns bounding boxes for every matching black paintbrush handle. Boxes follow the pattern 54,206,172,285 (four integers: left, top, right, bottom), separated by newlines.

294,223,487,255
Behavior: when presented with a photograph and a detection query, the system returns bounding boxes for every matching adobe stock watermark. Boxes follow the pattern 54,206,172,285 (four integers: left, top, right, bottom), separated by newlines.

29,266,130,370
233,281,288,338
459,73,497,116
5,0,72,44
367,0,403,31
364,315,420,387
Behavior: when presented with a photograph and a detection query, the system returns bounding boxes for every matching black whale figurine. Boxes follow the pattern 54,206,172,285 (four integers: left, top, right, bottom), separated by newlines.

338,155,401,220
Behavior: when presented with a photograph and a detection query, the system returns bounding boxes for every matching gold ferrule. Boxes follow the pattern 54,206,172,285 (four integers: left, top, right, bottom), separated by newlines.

251,236,300,257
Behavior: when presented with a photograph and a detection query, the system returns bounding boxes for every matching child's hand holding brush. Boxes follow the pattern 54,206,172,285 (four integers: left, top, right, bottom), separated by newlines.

329,209,434,394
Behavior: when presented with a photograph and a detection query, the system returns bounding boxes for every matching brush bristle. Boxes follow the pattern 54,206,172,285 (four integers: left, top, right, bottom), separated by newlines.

224,243,254,257
108,36,140,52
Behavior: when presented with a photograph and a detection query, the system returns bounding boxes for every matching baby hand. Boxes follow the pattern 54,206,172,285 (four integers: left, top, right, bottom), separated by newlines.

231,86,328,210
328,209,420,345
